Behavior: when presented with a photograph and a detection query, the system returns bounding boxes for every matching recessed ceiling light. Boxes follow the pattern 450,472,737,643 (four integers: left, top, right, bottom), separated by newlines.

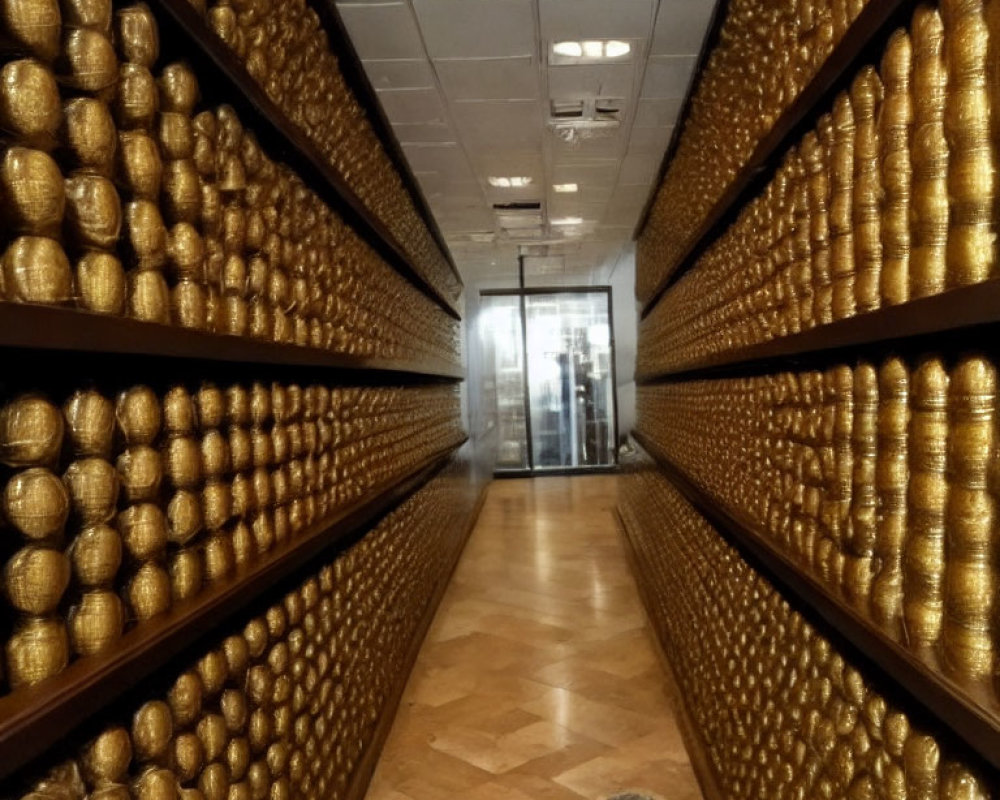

551,40,632,62
553,41,583,57
553,183,578,193
605,40,631,58
582,40,603,58
488,176,533,188
551,216,583,226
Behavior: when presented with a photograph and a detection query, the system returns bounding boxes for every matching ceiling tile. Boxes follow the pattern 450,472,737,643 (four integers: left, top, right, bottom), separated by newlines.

550,128,628,160
634,97,684,127
539,0,654,40
651,0,716,55
337,3,424,60
402,143,478,182
392,121,457,144
435,57,539,101
451,101,542,151
619,151,661,185
376,88,448,124
362,59,435,90
551,160,619,187
627,124,672,155
412,0,535,58
548,63,635,99
640,55,696,98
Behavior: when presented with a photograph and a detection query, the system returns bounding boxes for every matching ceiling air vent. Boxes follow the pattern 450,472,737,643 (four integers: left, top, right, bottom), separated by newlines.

493,201,544,235
548,98,623,144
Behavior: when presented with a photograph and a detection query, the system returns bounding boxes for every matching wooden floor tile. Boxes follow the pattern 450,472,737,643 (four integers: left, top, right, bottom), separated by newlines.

364,476,703,800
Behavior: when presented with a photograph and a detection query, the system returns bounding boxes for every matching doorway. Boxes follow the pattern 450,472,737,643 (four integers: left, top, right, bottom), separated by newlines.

481,287,618,475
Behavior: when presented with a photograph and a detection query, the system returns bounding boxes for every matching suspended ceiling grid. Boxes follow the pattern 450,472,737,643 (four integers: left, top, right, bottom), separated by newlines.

334,0,715,287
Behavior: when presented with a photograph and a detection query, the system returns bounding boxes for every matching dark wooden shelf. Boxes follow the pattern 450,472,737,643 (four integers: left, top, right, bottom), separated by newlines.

630,431,1000,772
0,437,467,781
309,0,463,291
145,0,462,321
636,279,1000,384
0,302,464,381
637,0,914,319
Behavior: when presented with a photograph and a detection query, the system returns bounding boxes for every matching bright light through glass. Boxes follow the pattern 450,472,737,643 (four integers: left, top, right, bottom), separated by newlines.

553,41,583,57
488,176,532,188
552,216,583,226
553,183,578,193
582,40,603,58
605,40,631,57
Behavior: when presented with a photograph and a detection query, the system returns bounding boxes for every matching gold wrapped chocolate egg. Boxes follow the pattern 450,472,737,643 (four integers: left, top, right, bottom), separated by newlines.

207,5,237,49
196,650,227,697
115,62,158,130
91,785,133,800
70,522,121,585
163,435,201,488
167,222,204,280
158,111,194,160
58,28,118,95
202,481,232,530
117,130,162,199
68,588,124,655
158,62,199,114
2,235,72,303
127,265,170,323
133,699,174,761
82,726,132,785
118,501,167,560
198,760,229,800
65,172,122,249
5,615,69,687
117,444,162,502
162,158,200,223
169,546,202,600
196,383,225,429
203,532,233,580
229,427,251,472
171,279,206,330
133,767,179,800
1,146,64,236
4,544,70,613
3,466,69,539
193,133,215,178
0,392,63,466
62,97,116,174
126,560,171,619
115,3,159,67
123,198,167,268
172,732,203,782
1,0,60,62
64,456,119,523
62,0,111,33
0,59,60,149
168,670,203,726
63,388,114,458
218,153,245,193
200,429,229,477
221,293,248,336
166,488,201,544
116,384,161,444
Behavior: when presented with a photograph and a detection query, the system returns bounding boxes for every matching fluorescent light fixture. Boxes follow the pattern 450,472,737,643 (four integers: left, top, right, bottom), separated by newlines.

551,40,632,62
551,216,583,226
553,183,578,193
488,176,532,188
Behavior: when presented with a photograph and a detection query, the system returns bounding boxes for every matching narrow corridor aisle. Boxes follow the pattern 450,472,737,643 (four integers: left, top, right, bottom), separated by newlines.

365,476,703,800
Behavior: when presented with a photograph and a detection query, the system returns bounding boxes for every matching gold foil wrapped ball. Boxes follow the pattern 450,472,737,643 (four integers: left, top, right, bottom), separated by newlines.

172,732,203,782
2,235,72,303
202,481,232,530
166,488,202,543
65,172,122,249
3,466,69,539
117,130,162,199
82,726,133,785
115,3,159,67
62,97,116,175
117,444,163,502
4,544,70,613
164,435,201,489
58,28,118,95
115,62,157,129
133,767,179,800
118,501,167,560
64,456,119,523
203,533,233,580
116,385,161,445
163,385,195,435
158,62,199,114
0,392,63,466
167,221,204,279
123,198,167,268
4,615,69,688
162,159,200,223
159,112,194,160
0,59,60,149
1,146,64,236
63,388,114,458
68,588,124,655
70,522,121,585
62,0,111,33
171,279,207,330
169,547,202,600
132,699,174,762
168,670,203,726
127,268,170,324
127,560,171,619
196,650,227,697
1,0,61,62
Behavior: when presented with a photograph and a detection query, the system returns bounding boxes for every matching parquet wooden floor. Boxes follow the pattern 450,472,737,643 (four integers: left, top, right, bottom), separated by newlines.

365,476,703,800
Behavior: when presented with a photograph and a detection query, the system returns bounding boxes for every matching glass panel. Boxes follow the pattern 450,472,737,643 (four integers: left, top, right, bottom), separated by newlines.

525,292,615,469
480,295,529,470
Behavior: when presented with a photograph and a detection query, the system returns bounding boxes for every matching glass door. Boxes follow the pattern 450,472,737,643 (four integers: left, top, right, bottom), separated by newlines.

480,294,529,470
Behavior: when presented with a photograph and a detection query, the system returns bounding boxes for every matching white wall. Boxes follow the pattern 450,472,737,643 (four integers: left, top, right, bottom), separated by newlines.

608,246,637,442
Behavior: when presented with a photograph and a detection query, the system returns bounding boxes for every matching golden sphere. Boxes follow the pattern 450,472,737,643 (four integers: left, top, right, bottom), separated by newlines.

62,97,116,175
70,522,121,585
62,0,111,32
203,533,234,581
222,633,249,679
163,435,201,489
83,726,133,785
64,172,121,249
163,386,196,435
115,62,158,130
76,251,125,319
162,158,201,224
133,767,179,800
123,198,168,269
117,130,162,199
1,146,63,236
172,279,207,330
63,389,113,458
117,445,163,503
5,615,69,688
115,3,159,67
158,62,199,114
172,732,204,782
0,392,63,466
159,112,194,160
64,456,119,523
3,466,69,539
220,687,248,732
132,699,174,762
118,501,167,560
166,488,202,544
68,588,124,655
169,670,204,726
0,59,60,149
4,544,69,614
126,560,171,619
196,384,225,429
169,546,202,601
202,481,232,530
198,761,229,800
167,221,204,280
1,0,61,62
228,427,252,472
128,268,170,324
58,28,118,95
2,235,72,304
116,385,162,445
196,650,228,697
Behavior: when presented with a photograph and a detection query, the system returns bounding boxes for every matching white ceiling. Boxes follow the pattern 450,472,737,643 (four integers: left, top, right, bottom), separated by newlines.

336,0,714,286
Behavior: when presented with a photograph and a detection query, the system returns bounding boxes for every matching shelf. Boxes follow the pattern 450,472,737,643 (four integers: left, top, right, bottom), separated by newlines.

308,0,463,291
0,302,464,382
636,279,1000,384
630,431,1000,772
638,0,913,320
145,0,462,321
0,437,467,781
